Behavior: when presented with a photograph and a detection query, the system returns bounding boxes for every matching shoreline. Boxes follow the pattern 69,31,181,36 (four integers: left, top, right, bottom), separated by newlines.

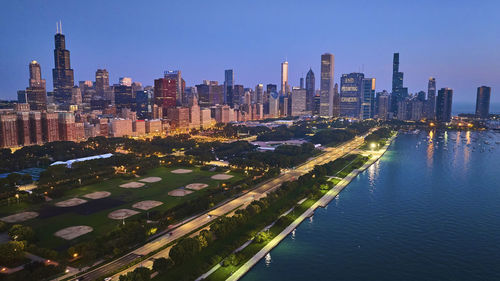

224,133,397,281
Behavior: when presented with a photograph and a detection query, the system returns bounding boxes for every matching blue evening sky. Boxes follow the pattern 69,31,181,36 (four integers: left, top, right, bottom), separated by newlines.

0,0,498,105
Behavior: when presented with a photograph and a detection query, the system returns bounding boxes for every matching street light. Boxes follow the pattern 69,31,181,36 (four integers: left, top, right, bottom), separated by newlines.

370,143,377,150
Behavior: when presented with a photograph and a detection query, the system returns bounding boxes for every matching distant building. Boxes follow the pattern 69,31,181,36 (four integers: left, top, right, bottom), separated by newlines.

340,73,364,118
42,112,59,142
146,119,162,135
255,84,264,104
109,119,133,137
281,61,289,96
154,76,177,117
224,69,234,105
58,112,76,141
425,77,437,119
52,22,75,104
268,91,279,118
29,111,43,144
214,105,231,123
17,112,31,146
164,71,183,106
17,90,27,103
167,107,190,130
436,88,453,122
320,53,335,116
233,85,244,106
475,86,491,119
0,114,19,147
136,89,153,119
26,61,47,110
391,53,407,114
200,108,212,128
291,88,307,116
114,85,135,111
376,92,390,120
189,98,201,129
95,69,111,101
305,68,315,113
133,120,146,136
361,78,376,119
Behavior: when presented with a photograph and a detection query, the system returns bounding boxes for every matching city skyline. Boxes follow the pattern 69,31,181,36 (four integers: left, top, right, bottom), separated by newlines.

1,0,499,106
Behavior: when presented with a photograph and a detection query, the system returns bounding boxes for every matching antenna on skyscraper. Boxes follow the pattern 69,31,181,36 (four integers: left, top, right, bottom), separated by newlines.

59,21,62,34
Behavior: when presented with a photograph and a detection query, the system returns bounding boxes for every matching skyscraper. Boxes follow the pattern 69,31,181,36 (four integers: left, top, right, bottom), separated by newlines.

300,77,304,89
291,87,307,116
340,73,364,118
154,76,177,117
52,21,75,104
255,84,264,104
436,88,453,122
391,53,406,114
475,86,491,119
164,70,183,105
26,60,47,110
361,78,376,119
281,60,289,96
224,69,234,105
320,53,335,117
305,68,315,112
426,77,437,119
95,69,110,100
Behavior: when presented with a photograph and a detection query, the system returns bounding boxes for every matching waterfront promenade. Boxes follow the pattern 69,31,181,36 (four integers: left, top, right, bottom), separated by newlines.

225,134,396,281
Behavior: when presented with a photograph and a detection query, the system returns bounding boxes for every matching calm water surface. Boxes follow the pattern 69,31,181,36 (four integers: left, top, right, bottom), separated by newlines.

242,130,500,281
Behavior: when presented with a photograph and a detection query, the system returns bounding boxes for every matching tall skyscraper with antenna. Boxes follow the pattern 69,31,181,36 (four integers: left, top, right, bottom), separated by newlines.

52,21,75,104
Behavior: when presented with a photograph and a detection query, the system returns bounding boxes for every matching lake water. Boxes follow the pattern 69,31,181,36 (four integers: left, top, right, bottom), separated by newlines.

241,130,500,281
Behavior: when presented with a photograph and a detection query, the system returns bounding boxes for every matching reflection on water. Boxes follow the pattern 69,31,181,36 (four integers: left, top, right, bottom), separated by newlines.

427,130,434,168
367,160,380,193
291,229,296,240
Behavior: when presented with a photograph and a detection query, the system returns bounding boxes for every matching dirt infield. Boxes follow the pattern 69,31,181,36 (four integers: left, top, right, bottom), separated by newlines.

211,174,234,180
108,209,140,220
132,200,164,210
139,177,162,183
83,191,111,199
120,182,145,188
54,225,93,240
55,198,88,207
0,211,39,223
171,169,193,174
185,183,209,191
168,189,193,197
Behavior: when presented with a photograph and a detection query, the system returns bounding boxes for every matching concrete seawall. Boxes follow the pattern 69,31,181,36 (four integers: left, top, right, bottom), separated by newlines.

225,134,397,281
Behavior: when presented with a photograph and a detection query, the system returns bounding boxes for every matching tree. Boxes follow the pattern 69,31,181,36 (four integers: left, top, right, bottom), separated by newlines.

169,237,201,264
0,241,25,265
0,221,7,232
152,257,173,272
119,267,151,281
8,224,35,242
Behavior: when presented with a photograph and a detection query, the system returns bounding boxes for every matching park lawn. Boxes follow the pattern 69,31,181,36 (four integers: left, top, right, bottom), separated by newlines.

1,166,245,250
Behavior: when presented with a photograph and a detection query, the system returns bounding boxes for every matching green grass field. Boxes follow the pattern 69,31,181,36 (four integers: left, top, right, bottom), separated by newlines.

0,166,244,249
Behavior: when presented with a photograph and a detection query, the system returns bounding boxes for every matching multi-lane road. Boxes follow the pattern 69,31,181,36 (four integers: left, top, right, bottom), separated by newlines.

66,134,368,281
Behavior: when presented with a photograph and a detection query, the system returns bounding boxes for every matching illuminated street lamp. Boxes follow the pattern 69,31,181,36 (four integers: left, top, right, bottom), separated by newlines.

370,143,377,150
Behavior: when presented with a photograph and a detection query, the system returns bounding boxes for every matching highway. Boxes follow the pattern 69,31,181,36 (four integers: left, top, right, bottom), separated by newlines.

66,134,368,281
